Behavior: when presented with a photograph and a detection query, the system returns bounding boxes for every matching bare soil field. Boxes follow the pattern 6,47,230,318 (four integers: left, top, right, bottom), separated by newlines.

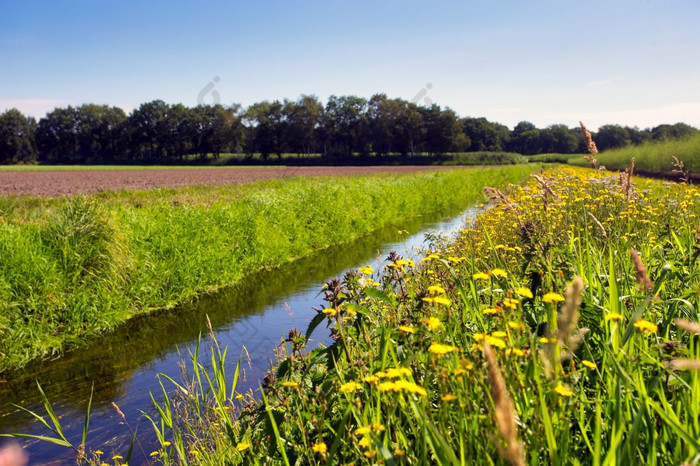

0,165,463,197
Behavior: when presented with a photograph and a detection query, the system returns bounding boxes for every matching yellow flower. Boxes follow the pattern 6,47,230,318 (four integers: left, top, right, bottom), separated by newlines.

491,331,507,338
429,342,459,354
358,265,374,275
95,450,104,456
372,423,385,432
395,449,406,456
354,426,371,435
358,437,371,448
432,296,452,306
236,442,251,452
515,287,533,299
483,307,500,315
605,313,624,322
554,383,574,397
162,442,171,447
582,360,597,369
428,284,446,294
364,450,378,459
473,333,487,342
506,348,525,357
339,381,360,393
385,367,412,378
459,358,474,370
485,336,506,348
508,321,524,331
502,298,519,309
490,268,508,278
394,380,428,396
312,442,327,454
322,308,338,316
473,272,490,281
280,381,298,388
441,393,457,402
634,319,658,334
363,375,379,383
420,316,443,330
396,259,409,267
543,292,565,303
398,325,415,334
112,456,123,461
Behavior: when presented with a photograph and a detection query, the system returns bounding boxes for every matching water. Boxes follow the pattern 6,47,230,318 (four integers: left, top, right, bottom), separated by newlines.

0,205,475,464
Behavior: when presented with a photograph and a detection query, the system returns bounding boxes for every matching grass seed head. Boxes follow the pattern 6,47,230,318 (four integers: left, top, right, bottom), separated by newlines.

579,121,599,155
630,250,653,291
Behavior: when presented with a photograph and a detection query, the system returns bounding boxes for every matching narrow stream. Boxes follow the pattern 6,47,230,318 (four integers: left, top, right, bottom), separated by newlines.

0,205,476,465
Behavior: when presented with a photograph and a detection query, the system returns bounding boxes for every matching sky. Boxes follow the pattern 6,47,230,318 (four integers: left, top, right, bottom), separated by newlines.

1,0,699,130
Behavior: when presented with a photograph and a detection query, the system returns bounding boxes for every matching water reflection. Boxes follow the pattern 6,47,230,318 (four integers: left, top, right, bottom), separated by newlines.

0,206,474,464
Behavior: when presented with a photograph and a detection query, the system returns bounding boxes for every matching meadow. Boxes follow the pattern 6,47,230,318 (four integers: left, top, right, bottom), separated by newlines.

560,133,700,179
116,165,700,465
0,166,538,373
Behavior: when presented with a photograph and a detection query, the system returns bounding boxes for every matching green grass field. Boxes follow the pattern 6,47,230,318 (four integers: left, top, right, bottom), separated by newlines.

568,133,700,175
0,166,538,373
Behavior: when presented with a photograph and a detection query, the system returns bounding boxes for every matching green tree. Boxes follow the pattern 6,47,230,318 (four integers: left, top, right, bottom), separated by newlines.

0,108,37,164
462,117,509,152
595,124,630,151
36,106,80,163
323,95,368,157
538,124,578,153
508,121,541,155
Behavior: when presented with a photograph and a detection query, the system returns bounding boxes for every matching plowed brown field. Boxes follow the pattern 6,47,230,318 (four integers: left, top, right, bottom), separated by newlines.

0,165,463,197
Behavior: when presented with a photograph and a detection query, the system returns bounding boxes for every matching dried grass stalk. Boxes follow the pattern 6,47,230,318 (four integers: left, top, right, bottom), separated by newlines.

587,212,607,238
484,342,525,466
557,276,584,348
675,318,700,334
630,250,653,291
579,121,598,155
669,359,700,371
484,186,525,230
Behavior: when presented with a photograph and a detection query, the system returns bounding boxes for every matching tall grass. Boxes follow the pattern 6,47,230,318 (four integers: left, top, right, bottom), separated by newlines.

133,165,699,464
0,166,538,373
569,133,700,175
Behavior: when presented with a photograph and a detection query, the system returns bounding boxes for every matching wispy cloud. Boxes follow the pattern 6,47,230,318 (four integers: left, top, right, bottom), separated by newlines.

584,76,624,87
545,101,700,131
0,97,77,118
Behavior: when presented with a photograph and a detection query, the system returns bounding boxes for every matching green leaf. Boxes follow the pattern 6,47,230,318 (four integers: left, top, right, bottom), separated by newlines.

305,312,327,341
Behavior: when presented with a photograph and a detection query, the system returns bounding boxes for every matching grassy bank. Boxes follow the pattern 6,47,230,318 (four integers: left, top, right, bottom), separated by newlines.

0,166,538,373
568,133,700,177
133,166,700,464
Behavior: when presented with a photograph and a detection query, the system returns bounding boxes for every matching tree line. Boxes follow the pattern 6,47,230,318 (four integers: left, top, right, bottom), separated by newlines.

0,94,697,164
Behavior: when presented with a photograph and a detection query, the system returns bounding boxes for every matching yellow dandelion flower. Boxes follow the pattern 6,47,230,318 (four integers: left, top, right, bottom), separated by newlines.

441,393,458,402
506,348,526,357
605,313,624,322
422,297,435,303
420,316,443,330
364,450,378,459
473,272,490,281
429,342,459,354
354,426,371,436
312,442,327,454
490,268,508,278
485,336,506,348
339,381,360,393
543,292,565,303
358,437,371,448
459,358,474,370
377,381,398,392
236,442,251,452
473,332,487,342
398,325,415,334
554,383,574,397
358,265,374,275
396,259,409,267
322,308,338,316
491,331,507,338
372,423,385,432
112,455,123,461
582,360,597,369
508,321,524,331
516,287,533,299
483,307,500,315
162,442,171,447
394,380,428,396
395,449,406,456
634,319,658,334
428,284,446,294
280,381,298,388
95,450,104,456
432,296,452,306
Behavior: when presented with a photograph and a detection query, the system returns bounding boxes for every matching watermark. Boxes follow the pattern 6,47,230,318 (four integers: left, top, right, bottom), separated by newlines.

411,82,433,106
197,76,221,105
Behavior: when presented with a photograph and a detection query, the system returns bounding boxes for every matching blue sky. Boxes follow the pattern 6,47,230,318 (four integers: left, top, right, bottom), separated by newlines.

1,0,699,130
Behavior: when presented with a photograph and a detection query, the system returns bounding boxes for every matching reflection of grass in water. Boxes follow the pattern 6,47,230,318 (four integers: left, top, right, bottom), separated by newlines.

0,166,538,374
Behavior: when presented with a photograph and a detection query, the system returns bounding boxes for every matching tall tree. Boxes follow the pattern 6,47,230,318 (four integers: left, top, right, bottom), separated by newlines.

0,109,37,164
462,117,509,152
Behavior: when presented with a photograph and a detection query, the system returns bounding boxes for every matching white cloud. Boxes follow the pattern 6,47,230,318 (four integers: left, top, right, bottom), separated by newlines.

584,76,624,87
544,101,700,131
0,97,77,118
